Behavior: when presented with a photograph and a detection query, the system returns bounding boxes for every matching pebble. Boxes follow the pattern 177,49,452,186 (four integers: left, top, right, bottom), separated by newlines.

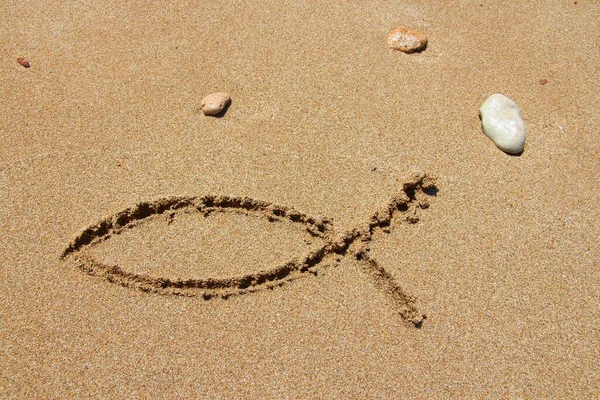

201,92,231,116
386,26,427,53
17,58,31,68
479,94,526,154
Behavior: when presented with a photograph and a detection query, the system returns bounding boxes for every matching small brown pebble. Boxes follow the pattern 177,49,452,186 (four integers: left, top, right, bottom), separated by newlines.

201,92,231,116
539,79,549,85
387,26,427,53
17,58,31,68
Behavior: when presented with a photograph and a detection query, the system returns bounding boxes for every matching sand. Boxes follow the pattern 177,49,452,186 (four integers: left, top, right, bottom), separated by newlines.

1,0,599,398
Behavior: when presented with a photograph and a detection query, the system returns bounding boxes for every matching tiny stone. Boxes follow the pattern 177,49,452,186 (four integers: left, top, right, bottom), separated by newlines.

386,26,427,53
539,79,549,85
17,58,31,68
479,94,526,154
201,92,231,116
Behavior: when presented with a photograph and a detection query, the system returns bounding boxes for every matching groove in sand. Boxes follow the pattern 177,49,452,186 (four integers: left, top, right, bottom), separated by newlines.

61,173,437,327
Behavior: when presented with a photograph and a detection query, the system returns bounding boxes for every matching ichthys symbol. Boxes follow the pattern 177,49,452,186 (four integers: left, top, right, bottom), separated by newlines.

61,173,437,328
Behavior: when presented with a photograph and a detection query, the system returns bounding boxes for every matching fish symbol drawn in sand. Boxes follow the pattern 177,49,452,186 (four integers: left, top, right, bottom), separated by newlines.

61,173,437,327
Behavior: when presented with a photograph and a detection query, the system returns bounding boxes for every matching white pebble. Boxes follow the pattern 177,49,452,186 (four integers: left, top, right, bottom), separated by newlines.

387,26,427,53
479,94,526,154
201,92,231,116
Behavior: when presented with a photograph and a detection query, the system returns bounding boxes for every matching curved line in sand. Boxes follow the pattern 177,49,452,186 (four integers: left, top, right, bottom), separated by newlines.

61,195,335,298
60,173,437,327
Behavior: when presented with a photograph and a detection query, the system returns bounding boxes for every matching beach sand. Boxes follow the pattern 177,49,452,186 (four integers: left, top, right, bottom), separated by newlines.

1,0,599,397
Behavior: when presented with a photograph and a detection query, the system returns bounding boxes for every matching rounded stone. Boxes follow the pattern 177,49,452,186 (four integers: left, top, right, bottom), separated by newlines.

386,26,428,53
479,94,526,154
201,92,231,116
